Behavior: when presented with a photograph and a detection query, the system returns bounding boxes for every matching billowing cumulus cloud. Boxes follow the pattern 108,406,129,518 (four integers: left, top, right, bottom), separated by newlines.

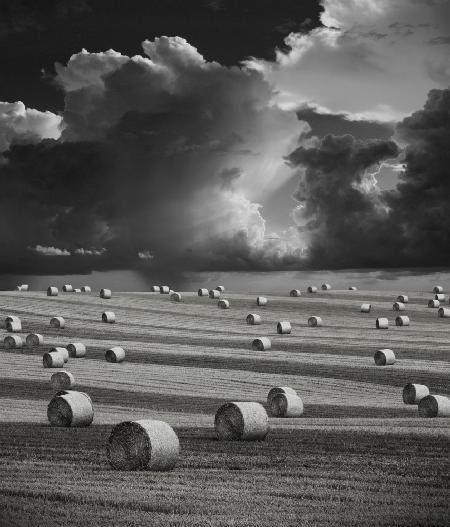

31,245,71,257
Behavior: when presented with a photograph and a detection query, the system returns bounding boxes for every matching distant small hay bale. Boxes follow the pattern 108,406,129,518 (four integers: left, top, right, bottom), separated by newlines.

435,293,445,301
376,317,389,329
218,299,230,309
252,337,271,351
51,346,69,363
105,346,126,363
361,303,371,313
433,286,444,294
348,286,357,291
397,295,409,303
47,286,58,296
43,351,65,368
246,313,262,325
267,386,298,406
50,316,65,329
256,296,268,306
47,390,93,427
73,288,81,293
270,392,304,418
321,283,331,290
215,286,225,292
209,289,220,299
290,289,301,297
81,286,91,293
215,402,269,441
100,288,112,299
26,333,43,346
198,288,208,296
107,419,180,471
62,284,73,292
160,286,170,294
402,383,429,405
307,286,317,293
438,307,450,318
170,292,182,302
50,371,75,390
6,320,22,332
374,348,395,366
428,299,440,308
395,315,410,326
418,395,450,418
4,335,23,349
67,342,86,358
277,321,291,334
308,316,323,327
151,285,161,292
16,285,23,291
102,311,116,323
17,284,29,291
393,302,406,311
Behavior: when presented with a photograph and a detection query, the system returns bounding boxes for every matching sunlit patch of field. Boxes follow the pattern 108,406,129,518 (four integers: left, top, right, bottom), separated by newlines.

0,288,449,526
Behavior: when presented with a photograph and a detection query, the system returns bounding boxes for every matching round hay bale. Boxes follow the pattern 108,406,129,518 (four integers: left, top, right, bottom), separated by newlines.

62,284,73,293
435,293,445,301
51,347,69,363
402,383,429,405
73,288,81,293
6,320,22,332
246,313,262,325
290,289,301,297
215,402,269,441
170,292,182,302
215,286,225,292
102,311,116,323
433,286,444,294
218,299,230,309
18,284,29,291
47,286,58,296
43,351,65,368
50,316,65,329
270,392,304,417
151,285,161,293
252,337,271,351
361,303,371,313
67,343,86,358
428,299,440,308
198,288,208,296
418,395,450,418
4,335,23,349
159,286,170,294
256,296,268,306
321,283,331,290
107,419,180,471
5,315,21,326
50,371,75,390
308,316,323,327
100,288,112,299
307,286,317,293
395,315,410,326
376,317,389,329
348,286,357,291
81,286,91,293
438,307,450,318
26,333,43,346
374,348,395,366
105,346,126,363
393,302,406,311
47,391,93,427
209,289,220,299
397,295,408,303
267,386,298,406
277,321,291,334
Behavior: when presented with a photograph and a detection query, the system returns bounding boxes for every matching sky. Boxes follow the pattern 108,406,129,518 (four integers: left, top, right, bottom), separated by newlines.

0,0,449,284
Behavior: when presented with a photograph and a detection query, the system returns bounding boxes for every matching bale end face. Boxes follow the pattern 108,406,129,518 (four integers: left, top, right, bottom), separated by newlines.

26,333,43,347
100,288,112,299
209,290,220,299
43,351,65,368
50,371,75,390
105,347,126,363
321,283,331,290
246,313,262,325
256,296,268,306
270,392,304,418
67,343,86,358
428,299,440,308
438,307,450,318
47,287,58,296
218,299,230,309
307,316,323,327
198,288,208,296
277,321,291,334
50,317,65,329
376,317,388,329
4,335,23,349
171,292,182,302
267,386,298,406
215,402,269,441
102,312,116,323
418,395,450,418
290,289,301,297
252,337,271,351
402,383,429,405
47,391,93,427
307,286,317,293
395,315,410,326
374,348,395,366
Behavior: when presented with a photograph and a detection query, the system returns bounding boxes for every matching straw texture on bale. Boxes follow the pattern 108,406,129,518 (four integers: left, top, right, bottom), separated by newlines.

215,402,269,441
215,286,225,292
438,307,450,318
277,321,291,334
256,296,268,306
43,351,65,368
418,395,450,418
267,386,298,406
50,316,65,329
4,335,23,349
428,299,440,308
50,371,75,390
397,295,409,303
81,286,91,293
105,346,126,363
435,293,445,301
67,342,86,358
290,289,301,297
393,302,406,311
376,317,389,329
47,390,94,427
198,288,208,296
47,286,58,296
26,333,43,346
348,286,357,290
252,337,271,351
433,286,444,294
395,315,410,326
107,419,180,471
246,313,262,325
402,383,429,405
209,289,220,299
374,348,395,366
6,320,22,332
102,311,116,323
51,347,69,363
170,292,182,302
218,299,230,309
307,286,317,293
62,284,73,292
151,286,161,293
100,288,112,299
361,303,371,313
308,316,323,327
321,283,331,290
270,392,304,418
159,286,170,294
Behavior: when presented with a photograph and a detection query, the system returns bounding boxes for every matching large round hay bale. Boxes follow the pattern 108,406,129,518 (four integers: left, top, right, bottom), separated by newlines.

395,315,410,326
402,383,429,405
107,419,180,471
4,335,23,349
100,288,112,299
43,351,65,368
307,316,323,327
151,285,161,293
438,307,450,318
267,386,298,406
6,320,22,332
50,371,75,390
5,315,21,326
393,302,406,311
209,289,220,299
105,346,126,363
307,286,317,293
47,391,93,427
170,292,182,302
198,288,208,296
50,316,65,329
418,395,450,418
321,283,331,290
270,392,304,417
376,317,388,329
218,299,230,309
397,295,408,303
159,286,170,294
47,286,58,296
215,286,225,292
428,299,440,308
51,347,69,363
215,402,269,441
62,284,73,293
246,313,262,325
374,348,395,366
256,296,268,306
361,303,371,313
435,293,445,301
277,321,291,334
102,311,116,323
26,333,43,346
290,289,301,297
348,286,357,291
433,286,444,294
81,286,91,293
252,337,271,351
67,343,86,358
